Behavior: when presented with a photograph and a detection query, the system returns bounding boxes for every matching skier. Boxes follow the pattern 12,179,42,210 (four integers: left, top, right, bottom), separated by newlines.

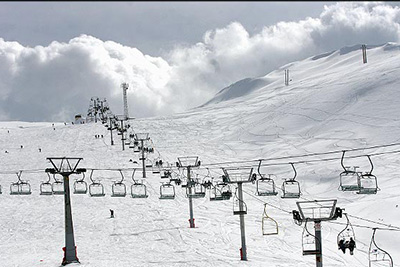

338,239,346,254
348,237,356,255
110,209,114,218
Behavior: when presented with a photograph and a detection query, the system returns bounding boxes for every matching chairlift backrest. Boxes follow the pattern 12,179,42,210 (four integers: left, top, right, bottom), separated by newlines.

262,204,278,235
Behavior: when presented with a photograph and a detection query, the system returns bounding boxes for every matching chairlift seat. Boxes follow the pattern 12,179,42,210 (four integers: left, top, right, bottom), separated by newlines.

89,182,106,197
159,184,175,200
111,182,127,197
73,180,88,194
357,174,378,194
257,178,278,196
40,182,53,195
52,181,64,195
131,183,148,198
339,170,361,191
281,180,300,199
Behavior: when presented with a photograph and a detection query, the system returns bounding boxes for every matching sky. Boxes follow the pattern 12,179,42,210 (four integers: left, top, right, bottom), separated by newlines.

1,1,400,122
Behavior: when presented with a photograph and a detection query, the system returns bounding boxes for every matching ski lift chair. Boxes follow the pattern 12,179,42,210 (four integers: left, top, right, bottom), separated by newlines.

302,220,321,256
131,182,148,198
337,213,356,255
233,187,247,215
10,171,32,195
210,183,232,201
369,229,393,267
192,182,206,198
40,172,53,195
339,151,361,192
159,183,175,200
88,170,106,197
357,155,379,195
257,175,279,196
186,182,206,198
131,170,148,198
73,172,88,194
111,170,127,197
262,204,278,235
256,160,279,196
52,174,64,195
281,163,301,199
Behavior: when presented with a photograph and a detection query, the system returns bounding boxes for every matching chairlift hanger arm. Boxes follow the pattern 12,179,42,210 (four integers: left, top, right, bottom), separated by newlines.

367,155,374,174
290,162,297,180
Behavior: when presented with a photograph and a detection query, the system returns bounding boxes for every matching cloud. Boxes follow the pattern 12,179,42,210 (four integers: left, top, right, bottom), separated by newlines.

0,2,400,121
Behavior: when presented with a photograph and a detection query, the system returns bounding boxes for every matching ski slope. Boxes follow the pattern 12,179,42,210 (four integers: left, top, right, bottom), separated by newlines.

0,43,400,266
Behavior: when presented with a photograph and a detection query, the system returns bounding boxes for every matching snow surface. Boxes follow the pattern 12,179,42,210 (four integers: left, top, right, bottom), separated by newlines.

1,43,400,266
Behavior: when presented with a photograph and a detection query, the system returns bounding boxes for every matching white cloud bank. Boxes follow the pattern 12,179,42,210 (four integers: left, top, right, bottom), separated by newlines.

1,2,400,121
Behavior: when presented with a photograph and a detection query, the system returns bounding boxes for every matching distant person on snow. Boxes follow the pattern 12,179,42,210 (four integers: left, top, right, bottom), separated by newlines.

110,209,114,218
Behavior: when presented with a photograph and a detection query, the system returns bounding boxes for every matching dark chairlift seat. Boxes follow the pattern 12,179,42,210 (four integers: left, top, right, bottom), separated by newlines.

357,155,379,195
111,170,127,197
159,183,175,200
131,170,148,198
88,170,106,197
73,172,88,194
40,173,53,195
52,174,64,195
281,163,301,199
210,183,232,201
256,160,278,196
339,151,361,192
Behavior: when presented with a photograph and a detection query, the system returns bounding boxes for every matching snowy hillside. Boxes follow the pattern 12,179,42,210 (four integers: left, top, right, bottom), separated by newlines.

1,43,400,267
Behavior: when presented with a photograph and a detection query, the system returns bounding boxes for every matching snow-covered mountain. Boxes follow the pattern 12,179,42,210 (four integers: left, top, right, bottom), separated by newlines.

1,43,399,267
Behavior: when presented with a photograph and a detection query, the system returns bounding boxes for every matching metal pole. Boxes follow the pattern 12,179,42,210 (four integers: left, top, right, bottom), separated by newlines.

94,99,97,123
121,120,125,151
141,140,146,178
109,117,114,146
187,166,195,228
315,221,322,267
62,175,79,265
238,182,247,260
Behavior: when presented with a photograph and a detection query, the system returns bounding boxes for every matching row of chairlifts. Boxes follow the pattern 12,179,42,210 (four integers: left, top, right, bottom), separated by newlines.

10,171,32,195
339,151,379,194
40,172,64,195
256,161,301,199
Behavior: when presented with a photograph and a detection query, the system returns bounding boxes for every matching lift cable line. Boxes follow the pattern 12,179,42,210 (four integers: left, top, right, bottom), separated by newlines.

4,142,400,175
197,141,400,167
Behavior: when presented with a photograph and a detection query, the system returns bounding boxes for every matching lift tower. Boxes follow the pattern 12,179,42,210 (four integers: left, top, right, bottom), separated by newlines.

121,83,129,120
46,157,86,266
